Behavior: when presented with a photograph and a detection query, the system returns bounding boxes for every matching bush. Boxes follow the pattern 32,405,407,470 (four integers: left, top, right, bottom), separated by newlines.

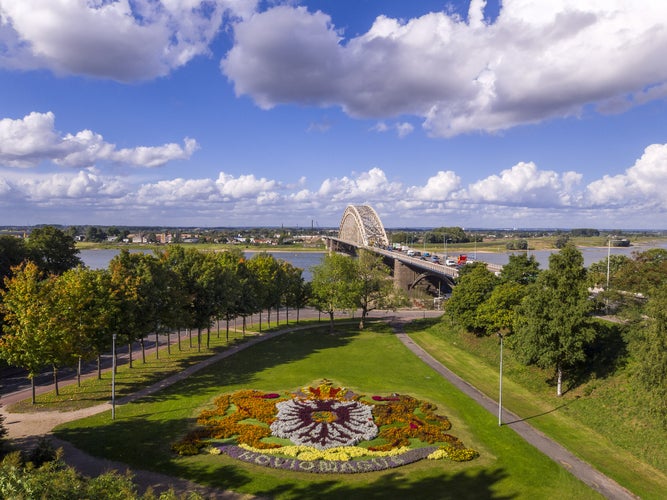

28,436,58,467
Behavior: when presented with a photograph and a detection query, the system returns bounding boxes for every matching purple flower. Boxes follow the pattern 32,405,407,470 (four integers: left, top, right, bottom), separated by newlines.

270,398,377,450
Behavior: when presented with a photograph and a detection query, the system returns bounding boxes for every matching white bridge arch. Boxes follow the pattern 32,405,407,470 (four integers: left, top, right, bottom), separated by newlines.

338,205,389,247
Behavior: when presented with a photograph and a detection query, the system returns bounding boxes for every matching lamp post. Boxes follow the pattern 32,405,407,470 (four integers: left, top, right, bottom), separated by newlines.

112,333,117,420
498,332,503,426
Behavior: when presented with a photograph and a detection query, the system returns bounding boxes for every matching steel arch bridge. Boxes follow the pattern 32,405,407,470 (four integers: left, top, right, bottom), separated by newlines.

338,205,390,247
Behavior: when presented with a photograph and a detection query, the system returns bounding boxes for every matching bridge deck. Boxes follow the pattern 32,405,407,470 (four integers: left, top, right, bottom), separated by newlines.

327,237,503,279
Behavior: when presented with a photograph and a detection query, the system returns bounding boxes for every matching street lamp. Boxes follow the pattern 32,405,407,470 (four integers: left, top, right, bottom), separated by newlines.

112,333,117,420
498,332,503,426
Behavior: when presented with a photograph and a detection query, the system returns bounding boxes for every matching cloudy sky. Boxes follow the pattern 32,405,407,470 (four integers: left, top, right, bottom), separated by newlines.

1,0,667,229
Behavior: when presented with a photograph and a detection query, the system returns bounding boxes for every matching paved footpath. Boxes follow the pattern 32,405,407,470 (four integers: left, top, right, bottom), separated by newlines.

392,321,638,500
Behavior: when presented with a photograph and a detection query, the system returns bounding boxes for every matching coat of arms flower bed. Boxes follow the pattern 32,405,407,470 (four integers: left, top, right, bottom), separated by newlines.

172,380,478,474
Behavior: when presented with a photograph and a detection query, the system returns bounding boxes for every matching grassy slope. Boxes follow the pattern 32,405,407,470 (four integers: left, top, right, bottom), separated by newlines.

55,323,597,500
406,319,667,499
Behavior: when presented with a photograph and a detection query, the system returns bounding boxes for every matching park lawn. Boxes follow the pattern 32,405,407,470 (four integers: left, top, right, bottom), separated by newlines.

9,326,252,412
406,319,667,500
54,322,598,499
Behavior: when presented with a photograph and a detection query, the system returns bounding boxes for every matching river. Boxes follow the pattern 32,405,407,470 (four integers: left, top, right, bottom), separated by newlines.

79,241,667,279
79,249,324,281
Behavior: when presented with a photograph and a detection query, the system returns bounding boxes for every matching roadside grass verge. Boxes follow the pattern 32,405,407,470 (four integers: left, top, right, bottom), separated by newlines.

405,318,667,499
54,322,598,499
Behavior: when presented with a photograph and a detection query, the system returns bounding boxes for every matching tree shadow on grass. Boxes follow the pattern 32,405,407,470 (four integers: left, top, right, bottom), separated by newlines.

257,468,514,500
131,326,360,405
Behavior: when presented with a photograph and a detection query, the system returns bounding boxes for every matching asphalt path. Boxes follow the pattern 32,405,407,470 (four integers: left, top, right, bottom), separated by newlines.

392,321,638,500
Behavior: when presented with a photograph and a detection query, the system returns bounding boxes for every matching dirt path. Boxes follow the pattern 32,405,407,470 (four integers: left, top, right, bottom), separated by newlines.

391,321,638,500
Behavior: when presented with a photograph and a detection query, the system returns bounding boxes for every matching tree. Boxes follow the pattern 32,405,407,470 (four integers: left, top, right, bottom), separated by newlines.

108,250,148,367
310,253,359,332
499,253,540,285
0,235,28,289
354,249,403,329
628,284,667,427
85,226,107,242
280,261,306,326
0,262,64,403
446,263,499,333
616,248,667,295
25,226,81,275
247,253,282,330
512,244,595,396
476,282,526,336
54,267,118,384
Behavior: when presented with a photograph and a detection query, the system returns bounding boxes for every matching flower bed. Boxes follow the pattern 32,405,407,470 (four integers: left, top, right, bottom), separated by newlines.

172,380,478,473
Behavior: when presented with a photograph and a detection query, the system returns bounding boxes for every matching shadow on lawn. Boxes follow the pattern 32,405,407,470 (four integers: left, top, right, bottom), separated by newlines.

256,468,514,500
127,326,360,404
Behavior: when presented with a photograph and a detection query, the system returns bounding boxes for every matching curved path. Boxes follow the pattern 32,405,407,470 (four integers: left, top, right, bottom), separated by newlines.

2,310,637,499
391,321,637,500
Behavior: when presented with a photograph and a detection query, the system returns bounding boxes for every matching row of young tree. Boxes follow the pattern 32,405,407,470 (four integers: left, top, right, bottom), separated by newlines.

445,244,667,425
0,245,309,404
0,226,406,405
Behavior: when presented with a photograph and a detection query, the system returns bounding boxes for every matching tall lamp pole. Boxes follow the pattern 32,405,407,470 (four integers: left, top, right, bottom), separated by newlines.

112,333,117,420
498,332,503,426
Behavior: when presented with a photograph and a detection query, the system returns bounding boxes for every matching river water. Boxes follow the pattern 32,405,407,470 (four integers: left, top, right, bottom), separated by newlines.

79,249,324,281
79,241,667,279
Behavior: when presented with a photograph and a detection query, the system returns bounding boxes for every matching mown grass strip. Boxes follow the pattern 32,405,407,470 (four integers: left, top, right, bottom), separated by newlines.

406,318,667,499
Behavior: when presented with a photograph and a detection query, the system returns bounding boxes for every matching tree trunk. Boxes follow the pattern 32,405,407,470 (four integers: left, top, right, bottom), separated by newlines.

167,331,171,355
243,316,246,336
155,332,159,359
557,363,563,397
285,305,289,325
359,308,368,330
77,356,82,387
140,338,146,363
206,326,210,349
177,328,182,351
31,377,36,405
189,328,192,348
259,311,262,333
226,318,230,342
128,342,133,369
197,327,201,352
97,354,102,380
328,311,335,333
53,365,59,396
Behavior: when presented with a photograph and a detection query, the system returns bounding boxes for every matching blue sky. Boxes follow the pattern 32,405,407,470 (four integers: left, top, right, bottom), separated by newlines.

1,0,667,229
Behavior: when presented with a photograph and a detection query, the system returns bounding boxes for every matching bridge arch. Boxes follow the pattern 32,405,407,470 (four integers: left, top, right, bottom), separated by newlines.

338,205,389,247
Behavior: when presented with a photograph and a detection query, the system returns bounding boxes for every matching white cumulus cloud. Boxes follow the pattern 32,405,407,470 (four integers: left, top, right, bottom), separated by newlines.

222,1,667,137
0,0,257,80
0,112,198,168
466,162,582,207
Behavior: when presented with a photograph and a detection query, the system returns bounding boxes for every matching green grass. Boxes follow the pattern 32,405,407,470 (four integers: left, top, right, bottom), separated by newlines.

9,321,317,413
405,318,667,499
54,322,598,499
